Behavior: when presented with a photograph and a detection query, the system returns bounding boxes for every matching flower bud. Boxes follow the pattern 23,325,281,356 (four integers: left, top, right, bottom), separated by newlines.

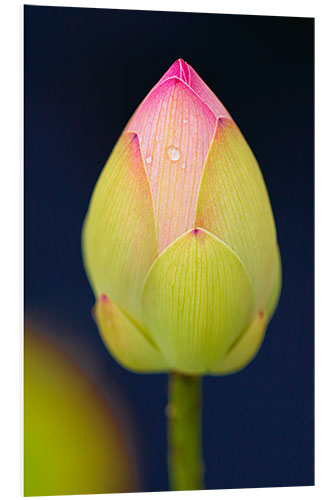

82,59,281,375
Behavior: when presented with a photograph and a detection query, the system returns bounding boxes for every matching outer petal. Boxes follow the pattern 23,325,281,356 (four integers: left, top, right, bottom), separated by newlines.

210,309,267,375
195,118,278,311
95,294,168,373
265,246,282,322
125,77,216,253
82,132,158,324
141,228,255,375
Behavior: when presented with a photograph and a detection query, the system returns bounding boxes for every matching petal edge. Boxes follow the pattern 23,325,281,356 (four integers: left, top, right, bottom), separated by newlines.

195,117,277,311
265,246,282,322
95,294,168,373
210,309,267,375
141,228,255,374
82,132,158,324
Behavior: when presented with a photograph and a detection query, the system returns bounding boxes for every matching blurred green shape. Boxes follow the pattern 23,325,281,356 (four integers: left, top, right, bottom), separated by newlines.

24,327,136,496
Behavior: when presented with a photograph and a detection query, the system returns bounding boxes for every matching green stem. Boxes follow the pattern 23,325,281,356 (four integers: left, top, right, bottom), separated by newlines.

167,373,204,490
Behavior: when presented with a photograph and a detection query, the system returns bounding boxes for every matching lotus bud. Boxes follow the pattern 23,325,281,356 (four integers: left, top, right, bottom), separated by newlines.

82,59,281,375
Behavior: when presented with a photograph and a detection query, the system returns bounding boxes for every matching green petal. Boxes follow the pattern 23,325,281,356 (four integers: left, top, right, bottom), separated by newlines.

141,228,255,374
195,118,278,311
210,309,267,375
265,246,282,322
82,132,158,324
95,294,168,373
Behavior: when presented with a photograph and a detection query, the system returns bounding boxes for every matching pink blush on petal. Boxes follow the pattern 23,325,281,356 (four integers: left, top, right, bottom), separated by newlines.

157,59,231,120
126,77,216,253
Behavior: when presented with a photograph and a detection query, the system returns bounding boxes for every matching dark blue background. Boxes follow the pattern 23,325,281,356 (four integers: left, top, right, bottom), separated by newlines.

24,5,314,491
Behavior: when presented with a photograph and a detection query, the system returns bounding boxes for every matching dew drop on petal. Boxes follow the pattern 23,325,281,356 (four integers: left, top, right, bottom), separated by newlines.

181,162,186,169
167,146,180,162
183,119,188,124
139,136,143,143
146,155,152,164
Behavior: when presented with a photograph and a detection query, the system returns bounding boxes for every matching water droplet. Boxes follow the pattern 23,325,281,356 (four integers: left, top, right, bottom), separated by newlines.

181,162,186,169
139,136,143,143
167,146,180,162
183,119,188,124
146,155,152,164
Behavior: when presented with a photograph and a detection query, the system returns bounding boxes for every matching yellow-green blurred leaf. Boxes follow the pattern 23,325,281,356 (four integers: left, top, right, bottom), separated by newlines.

24,327,136,496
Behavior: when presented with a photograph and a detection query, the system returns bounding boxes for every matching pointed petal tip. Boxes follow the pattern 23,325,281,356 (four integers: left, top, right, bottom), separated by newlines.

210,308,267,375
121,130,140,149
175,58,187,64
95,295,168,373
216,115,233,130
158,61,231,120
169,58,187,69
160,58,191,85
99,293,109,304
189,227,207,242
